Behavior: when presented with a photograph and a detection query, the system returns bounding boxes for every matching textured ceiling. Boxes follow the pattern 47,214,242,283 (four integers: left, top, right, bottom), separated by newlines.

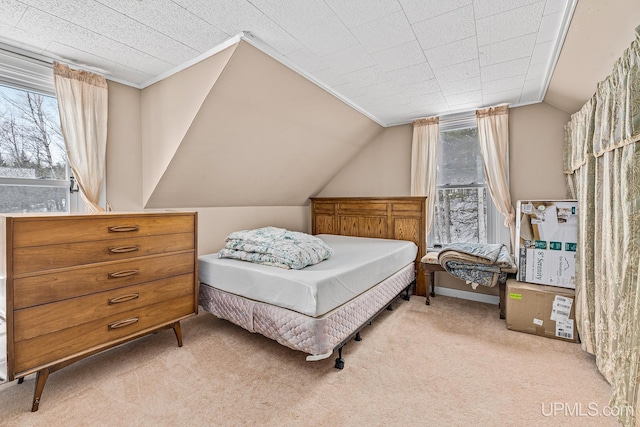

0,0,576,126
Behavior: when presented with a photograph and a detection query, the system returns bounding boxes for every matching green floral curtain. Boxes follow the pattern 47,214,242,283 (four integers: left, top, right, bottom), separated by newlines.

564,29,640,427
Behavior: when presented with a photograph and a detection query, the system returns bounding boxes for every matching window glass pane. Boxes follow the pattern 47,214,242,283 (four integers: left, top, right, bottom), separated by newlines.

436,127,485,186
0,83,68,214
433,187,488,245
0,85,67,180
0,185,67,213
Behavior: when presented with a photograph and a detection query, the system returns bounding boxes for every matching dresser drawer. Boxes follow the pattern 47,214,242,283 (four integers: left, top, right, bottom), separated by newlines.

13,232,194,275
11,213,195,248
13,294,195,374
14,252,195,309
14,273,195,341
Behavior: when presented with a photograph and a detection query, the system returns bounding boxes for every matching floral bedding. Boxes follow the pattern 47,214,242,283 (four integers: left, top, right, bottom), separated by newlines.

438,243,517,288
218,226,333,269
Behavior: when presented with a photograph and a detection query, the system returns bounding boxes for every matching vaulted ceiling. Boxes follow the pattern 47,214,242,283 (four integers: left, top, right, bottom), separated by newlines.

141,40,384,208
0,0,577,126
1,1,639,209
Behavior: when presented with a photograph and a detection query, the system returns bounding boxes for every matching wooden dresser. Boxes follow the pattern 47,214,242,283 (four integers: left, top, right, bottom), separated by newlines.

0,211,198,411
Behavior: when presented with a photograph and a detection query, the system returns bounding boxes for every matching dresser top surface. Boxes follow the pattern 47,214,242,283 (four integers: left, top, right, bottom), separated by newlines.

0,211,196,220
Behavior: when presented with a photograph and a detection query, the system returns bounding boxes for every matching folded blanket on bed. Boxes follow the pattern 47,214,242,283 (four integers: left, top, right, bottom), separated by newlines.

218,226,333,269
438,243,517,288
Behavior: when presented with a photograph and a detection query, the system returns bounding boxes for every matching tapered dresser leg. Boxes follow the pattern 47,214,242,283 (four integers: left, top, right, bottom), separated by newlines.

172,322,183,347
31,368,50,412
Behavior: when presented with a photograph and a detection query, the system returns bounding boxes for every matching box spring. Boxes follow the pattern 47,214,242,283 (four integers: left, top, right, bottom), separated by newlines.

198,263,414,360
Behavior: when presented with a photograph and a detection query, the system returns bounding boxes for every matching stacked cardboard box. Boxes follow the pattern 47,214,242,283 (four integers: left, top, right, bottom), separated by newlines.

515,200,578,289
505,279,578,342
508,200,580,342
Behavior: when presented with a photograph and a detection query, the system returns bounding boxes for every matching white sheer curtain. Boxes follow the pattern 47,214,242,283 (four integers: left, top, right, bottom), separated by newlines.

410,116,439,236
475,105,516,252
53,62,108,213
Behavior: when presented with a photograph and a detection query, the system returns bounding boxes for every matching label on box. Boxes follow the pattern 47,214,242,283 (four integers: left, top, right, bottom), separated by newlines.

524,249,576,287
533,318,544,326
551,296,573,321
556,319,574,340
509,293,522,300
549,241,562,250
535,240,547,249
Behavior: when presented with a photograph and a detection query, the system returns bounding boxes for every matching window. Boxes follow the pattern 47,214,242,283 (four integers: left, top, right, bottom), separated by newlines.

430,117,508,247
0,83,69,213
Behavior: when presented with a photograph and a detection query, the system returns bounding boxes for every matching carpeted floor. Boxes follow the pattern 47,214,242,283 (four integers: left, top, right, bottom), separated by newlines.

0,295,618,426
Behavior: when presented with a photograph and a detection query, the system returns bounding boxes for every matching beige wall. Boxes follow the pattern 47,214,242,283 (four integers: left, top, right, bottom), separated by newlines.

545,0,640,113
105,42,571,296
141,44,237,206
141,41,382,209
509,102,571,202
320,102,570,200
106,81,143,211
194,207,309,255
318,124,412,197
106,80,312,255
106,41,379,255
317,101,571,297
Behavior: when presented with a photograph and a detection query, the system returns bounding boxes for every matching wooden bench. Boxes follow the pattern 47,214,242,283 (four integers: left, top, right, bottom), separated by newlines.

421,251,507,318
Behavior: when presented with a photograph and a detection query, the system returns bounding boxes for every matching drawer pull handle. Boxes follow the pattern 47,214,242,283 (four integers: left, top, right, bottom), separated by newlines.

109,225,139,233
109,246,139,254
109,293,139,304
108,269,139,279
108,317,139,330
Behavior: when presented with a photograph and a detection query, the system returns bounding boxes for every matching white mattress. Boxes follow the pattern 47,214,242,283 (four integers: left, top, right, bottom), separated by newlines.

198,234,417,317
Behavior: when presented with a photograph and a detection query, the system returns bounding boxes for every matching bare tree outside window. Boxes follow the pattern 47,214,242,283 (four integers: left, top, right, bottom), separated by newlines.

0,85,68,213
433,126,488,245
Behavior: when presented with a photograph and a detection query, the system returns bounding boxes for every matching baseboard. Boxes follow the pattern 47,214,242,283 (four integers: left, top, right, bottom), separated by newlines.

433,286,500,305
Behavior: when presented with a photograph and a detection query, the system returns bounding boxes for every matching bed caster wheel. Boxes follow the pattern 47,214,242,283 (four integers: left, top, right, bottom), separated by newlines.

335,358,345,370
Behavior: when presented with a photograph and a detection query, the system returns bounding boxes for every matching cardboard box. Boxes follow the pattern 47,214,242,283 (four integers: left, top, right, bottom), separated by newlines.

506,279,578,342
515,200,578,289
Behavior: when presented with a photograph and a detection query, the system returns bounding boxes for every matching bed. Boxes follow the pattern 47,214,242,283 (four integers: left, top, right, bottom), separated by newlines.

198,197,427,369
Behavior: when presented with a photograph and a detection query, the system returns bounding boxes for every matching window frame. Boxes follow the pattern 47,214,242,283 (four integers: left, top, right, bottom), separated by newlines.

428,114,509,248
0,49,80,214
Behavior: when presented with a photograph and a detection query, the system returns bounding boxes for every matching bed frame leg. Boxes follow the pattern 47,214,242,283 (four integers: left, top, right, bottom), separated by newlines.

402,283,412,301
386,303,393,311
355,331,362,341
335,346,345,370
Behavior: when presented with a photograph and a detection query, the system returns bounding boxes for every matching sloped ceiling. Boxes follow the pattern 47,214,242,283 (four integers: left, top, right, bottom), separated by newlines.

0,0,576,126
544,0,640,113
143,40,383,208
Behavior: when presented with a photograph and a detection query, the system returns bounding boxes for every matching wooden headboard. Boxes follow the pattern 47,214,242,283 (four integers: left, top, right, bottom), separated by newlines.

310,196,427,296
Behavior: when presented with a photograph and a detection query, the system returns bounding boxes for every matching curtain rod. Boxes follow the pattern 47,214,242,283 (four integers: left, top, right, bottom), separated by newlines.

0,43,53,66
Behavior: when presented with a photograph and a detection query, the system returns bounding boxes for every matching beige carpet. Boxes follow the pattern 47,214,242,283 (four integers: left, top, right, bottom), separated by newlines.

0,295,617,426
